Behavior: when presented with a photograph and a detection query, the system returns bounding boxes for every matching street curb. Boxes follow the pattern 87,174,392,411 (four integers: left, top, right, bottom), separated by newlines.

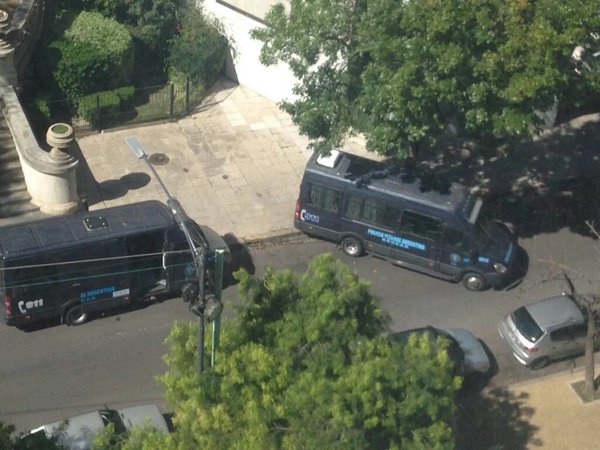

486,362,600,395
223,229,312,249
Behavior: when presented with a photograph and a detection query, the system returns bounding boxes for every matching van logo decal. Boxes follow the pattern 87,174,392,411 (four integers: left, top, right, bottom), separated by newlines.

113,288,130,298
80,286,116,302
17,298,44,314
300,209,320,223
367,228,426,251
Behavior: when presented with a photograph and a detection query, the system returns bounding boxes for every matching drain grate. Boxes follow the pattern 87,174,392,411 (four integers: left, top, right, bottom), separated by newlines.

149,153,169,165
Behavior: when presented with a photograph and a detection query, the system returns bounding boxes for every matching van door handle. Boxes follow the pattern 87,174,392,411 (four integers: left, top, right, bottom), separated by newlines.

162,252,167,270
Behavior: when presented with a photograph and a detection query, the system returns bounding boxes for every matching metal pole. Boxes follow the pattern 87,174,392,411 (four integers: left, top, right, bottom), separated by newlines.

198,312,205,373
125,136,208,374
211,249,224,367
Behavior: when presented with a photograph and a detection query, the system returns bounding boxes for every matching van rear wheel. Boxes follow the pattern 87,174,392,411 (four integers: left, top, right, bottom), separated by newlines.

341,236,363,257
64,305,87,326
462,272,486,291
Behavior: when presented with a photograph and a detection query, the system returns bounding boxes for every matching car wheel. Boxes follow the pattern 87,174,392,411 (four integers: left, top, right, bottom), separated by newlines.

341,236,363,257
462,272,486,291
529,357,550,371
64,305,88,326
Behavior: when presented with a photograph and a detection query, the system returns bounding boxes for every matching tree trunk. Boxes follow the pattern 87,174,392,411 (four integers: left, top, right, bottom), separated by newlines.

585,304,595,396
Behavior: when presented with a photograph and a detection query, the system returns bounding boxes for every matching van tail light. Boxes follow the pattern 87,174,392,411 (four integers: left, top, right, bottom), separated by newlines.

3,294,11,317
524,346,539,354
294,199,301,220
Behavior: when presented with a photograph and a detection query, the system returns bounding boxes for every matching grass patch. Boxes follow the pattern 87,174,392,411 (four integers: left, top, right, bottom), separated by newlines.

570,380,600,403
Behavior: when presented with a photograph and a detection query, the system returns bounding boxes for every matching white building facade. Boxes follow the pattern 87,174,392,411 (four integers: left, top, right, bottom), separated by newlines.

203,0,296,102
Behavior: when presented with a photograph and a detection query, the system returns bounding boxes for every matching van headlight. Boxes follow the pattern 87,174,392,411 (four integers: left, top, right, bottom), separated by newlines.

494,263,507,273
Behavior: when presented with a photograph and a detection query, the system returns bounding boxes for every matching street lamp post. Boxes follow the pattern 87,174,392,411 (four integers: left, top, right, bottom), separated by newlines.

125,136,208,373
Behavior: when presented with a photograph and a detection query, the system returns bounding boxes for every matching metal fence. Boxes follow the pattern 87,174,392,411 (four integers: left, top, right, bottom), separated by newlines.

26,76,208,135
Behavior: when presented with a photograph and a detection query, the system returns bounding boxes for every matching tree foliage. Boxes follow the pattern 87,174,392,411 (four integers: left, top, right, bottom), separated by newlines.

107,254,460,449
168,6,228,87
50,11,133,100
252,0,600,158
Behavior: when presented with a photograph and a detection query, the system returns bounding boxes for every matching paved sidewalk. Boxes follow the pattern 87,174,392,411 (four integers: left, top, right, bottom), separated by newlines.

507,366,600,449
77,81,312,243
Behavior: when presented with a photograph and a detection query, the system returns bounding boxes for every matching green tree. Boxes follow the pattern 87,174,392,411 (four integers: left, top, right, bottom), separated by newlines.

252,0,600,158
51,11,133,100
168,6,228,89
106,254,460,449
112,0,188,69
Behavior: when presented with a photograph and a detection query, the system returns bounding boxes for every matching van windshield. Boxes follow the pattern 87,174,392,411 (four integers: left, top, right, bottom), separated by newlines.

512,306,544,342
473,214,510,252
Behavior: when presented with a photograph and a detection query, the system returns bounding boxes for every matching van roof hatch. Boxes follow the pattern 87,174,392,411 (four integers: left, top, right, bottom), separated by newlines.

83,215,109,231
316,150,342,168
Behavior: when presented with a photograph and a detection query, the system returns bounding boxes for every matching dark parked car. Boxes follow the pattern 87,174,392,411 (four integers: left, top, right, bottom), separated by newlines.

390,326,492,377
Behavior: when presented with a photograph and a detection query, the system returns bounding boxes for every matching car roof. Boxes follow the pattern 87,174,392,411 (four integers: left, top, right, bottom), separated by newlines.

389,326,442,343
43,410,109,450
118,404,169,433
29,404,168,449
525,295,585,329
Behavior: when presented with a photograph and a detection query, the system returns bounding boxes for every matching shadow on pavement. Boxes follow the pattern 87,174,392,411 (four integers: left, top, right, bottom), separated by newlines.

73,141,151,207
222,233,256,288
96,172,151,202
456,387,541,450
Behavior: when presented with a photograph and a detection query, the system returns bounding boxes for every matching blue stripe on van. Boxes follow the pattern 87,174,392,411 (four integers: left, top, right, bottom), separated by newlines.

505,243,514,264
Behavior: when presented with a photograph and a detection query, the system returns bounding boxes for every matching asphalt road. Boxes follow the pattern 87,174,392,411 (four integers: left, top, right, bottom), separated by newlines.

1,228,599,432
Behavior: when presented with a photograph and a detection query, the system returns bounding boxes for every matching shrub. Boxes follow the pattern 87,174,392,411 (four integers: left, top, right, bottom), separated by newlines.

34,97,51,119
52,11,133,101
168,7,228,87
77,86,135,127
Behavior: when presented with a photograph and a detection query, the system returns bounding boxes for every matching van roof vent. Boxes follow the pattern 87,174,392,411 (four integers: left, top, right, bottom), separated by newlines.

83,215,108,231
316,149,342,168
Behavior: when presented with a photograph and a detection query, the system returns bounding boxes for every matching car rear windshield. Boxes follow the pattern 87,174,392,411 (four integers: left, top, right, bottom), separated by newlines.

512,307,544,342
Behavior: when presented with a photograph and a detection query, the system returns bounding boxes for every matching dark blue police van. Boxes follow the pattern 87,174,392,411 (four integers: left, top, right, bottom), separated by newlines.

0,200,228,328
294,150,521,291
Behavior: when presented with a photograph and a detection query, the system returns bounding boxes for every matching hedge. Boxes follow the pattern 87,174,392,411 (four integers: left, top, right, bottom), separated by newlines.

77,86,135,127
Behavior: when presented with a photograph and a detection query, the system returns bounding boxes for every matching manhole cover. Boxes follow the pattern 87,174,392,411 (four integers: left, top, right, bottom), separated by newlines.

149,153,169,165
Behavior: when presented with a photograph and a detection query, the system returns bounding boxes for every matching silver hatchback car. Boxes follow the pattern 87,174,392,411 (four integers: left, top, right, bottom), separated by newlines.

498,293,588,370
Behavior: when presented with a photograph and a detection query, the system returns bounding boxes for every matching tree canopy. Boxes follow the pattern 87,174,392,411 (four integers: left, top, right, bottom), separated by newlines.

251,0,600,159
101,254,461,449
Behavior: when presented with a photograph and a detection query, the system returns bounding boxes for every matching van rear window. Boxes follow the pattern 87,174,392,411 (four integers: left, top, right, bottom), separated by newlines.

512,306,544,342
308,185,341,212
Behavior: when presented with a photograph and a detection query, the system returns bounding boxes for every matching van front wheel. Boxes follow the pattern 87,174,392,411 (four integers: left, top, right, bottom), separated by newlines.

341,236,363,257
462,272,486,291
64,305,87,326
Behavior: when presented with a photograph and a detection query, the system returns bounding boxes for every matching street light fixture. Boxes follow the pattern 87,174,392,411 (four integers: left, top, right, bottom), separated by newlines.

125,135,209,373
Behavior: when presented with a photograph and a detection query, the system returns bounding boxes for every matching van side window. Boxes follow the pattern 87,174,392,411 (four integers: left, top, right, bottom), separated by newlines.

444,228,470,252
308,184,341,212
7,259,56,291
400,211,443,241
344,195,397,228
